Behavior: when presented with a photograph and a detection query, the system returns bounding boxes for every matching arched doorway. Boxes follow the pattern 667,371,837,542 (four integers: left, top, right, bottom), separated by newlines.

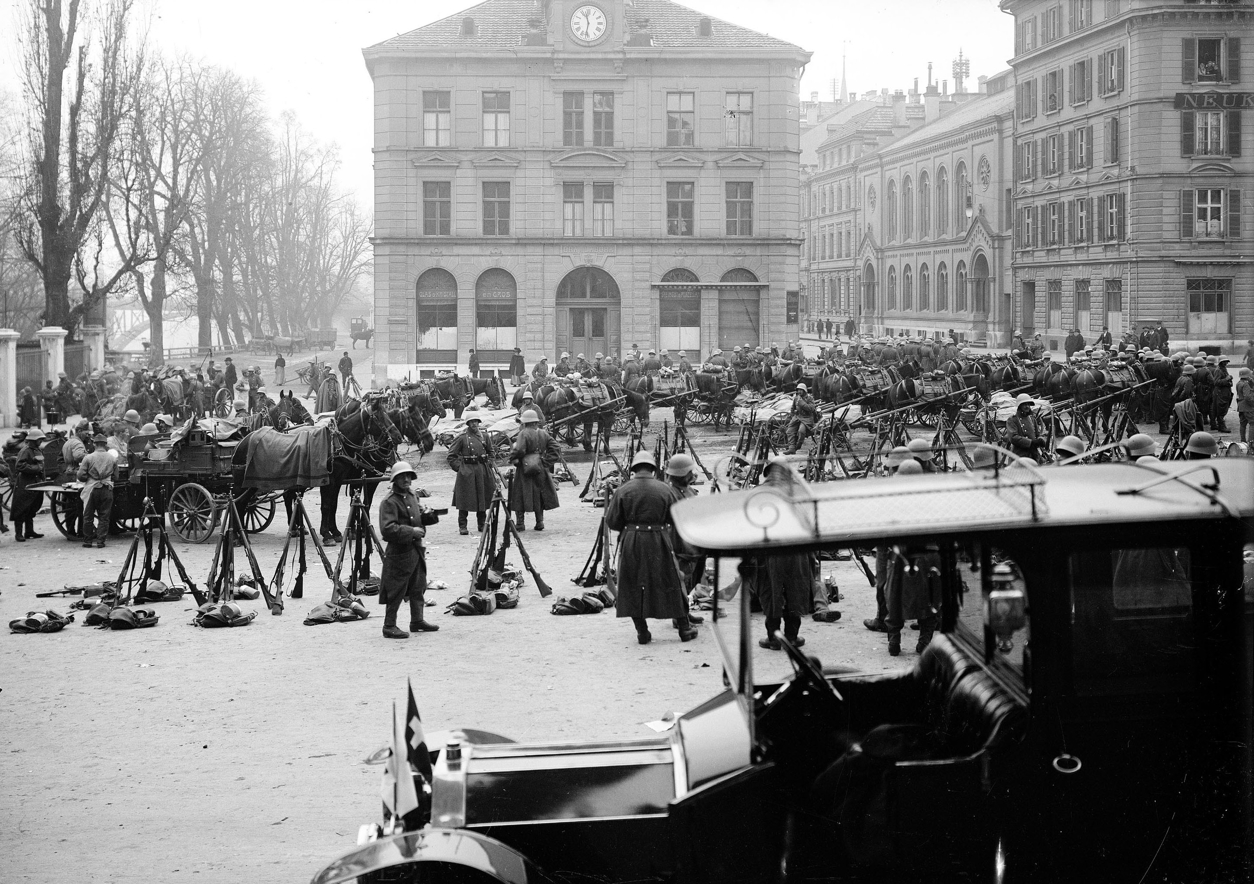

660,268,701,360
972,253,990,315
556,267,620,360
717,268,761,351
416,268,457,363
862,263,877,316
475,269,517,364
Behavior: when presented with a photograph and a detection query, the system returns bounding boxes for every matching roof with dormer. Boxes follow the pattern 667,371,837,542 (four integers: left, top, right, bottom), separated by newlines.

365,0,806,54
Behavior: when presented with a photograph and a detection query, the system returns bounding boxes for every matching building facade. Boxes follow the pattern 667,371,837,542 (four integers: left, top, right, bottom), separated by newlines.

364,0,810,383
1003,0,1251,352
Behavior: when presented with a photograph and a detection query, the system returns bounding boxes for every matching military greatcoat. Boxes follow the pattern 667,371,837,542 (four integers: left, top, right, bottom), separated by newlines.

605,475,686,619
508,427,560,513
378,486,427,606
447,429,494,512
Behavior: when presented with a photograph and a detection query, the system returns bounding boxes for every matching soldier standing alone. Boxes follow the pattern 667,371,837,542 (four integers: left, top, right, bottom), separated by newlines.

378,461,440,639
447,406,494,535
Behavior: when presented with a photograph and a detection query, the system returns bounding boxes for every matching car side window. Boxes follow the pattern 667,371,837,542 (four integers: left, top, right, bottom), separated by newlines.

1069,547,1194,697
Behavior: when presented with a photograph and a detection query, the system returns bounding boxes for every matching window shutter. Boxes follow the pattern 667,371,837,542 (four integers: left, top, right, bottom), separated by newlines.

1088,197,1095,241
1032,79,1039,116
1068,130,1076,170
1035,205,1043,247
1015,144,1022,180
1182,39,1196,85
1227,110,1242,157
1181,111,1195,156
1085,60,1093,101
1117,192,1126,241
1037,138,1044,177
1228,37,1240,83
1086,125,1094,167
1098,197,1108,242
1116,48,1125,92
1068,63,1076,104
1181,189,1195,239
1016,208,1022,248
1105,116,1115,163
1229,190,1242,239
1068,0,1075,32
1067,199,1076,243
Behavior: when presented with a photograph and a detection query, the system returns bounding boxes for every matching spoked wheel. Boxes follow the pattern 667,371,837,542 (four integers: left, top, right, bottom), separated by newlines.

0,474,11,517
213,388,233,418
489,431,514,463
49,493,77,538
686,402,712,425
914,410,939,428
241,493,277,534
611,411,634,435
111,515,141,535
767,417,789,450
168,482,218,543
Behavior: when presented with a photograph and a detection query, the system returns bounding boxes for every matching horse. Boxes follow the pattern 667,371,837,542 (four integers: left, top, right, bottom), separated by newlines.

1033,362,1074,401
349,325,374,349
388,400,435,457
766,361,806,394
430,376,476,418
468,376,507,409
693,370,738,431
318,398,403,545
732,364,766,394
616,378,652,430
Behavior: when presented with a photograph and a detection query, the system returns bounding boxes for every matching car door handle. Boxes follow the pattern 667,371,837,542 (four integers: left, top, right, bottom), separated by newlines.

1052,753,1082,774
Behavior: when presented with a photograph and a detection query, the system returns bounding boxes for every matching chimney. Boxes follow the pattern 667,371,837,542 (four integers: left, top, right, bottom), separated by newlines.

892,89,907,125
943,80,949,95
924,90,941,124
978,75,989,94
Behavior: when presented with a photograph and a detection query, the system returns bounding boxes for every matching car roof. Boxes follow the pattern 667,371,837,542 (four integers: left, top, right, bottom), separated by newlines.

672,459,1254,553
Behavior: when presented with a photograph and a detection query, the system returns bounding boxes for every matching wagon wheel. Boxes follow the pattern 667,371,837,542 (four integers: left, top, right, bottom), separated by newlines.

0,474,10,516
611,410,634,435
490,432,514,464
111,515,141,535
167,482,218,543
48,493,76,538
241,493,276,534
914,409,939,428
767,416,790,450
685,402,712,425
213,387,233,418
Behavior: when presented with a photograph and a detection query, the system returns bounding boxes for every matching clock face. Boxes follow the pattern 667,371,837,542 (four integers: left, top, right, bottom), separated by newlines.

570,4,608,43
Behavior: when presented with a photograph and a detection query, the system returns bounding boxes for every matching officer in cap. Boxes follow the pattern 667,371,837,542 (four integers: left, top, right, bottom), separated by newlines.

1211,355,1233,432
378,460,439,639
606,450,696,645
447,405,493,535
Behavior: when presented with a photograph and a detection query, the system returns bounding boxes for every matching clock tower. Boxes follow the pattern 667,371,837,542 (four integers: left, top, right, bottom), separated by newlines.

550,0,624,50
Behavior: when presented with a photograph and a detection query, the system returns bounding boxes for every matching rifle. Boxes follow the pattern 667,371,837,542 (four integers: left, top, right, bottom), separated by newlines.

487,462,553,597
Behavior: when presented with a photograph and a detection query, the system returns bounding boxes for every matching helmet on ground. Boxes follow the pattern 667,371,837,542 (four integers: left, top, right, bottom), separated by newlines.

1056,435,1086,458
630,450,657,471
389,461,417,482
970,446,998,470
885,445,911,467
895,459,924,475
1185,431,1218,457
1122,433,1157,458
665,453,695,477
139,423,158,435
521,410,540,424
906,438,932,459
123,409,141,424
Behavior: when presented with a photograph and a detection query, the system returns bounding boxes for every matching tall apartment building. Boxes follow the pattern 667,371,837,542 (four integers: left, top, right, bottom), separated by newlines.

1002,0,1250,352
363,0,810,383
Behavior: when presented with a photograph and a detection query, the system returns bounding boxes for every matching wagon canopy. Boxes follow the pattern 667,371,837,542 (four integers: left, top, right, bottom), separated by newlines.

236,425,333,491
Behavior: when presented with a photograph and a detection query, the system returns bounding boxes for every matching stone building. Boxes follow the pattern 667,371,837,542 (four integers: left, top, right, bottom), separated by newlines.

1003,0,1251,352
363,0,810,383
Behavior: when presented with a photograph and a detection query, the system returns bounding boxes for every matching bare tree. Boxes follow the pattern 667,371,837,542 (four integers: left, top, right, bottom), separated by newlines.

13,0,147,334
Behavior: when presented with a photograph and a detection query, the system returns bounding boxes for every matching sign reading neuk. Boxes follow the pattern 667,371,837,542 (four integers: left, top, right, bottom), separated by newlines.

1174,92,1254,110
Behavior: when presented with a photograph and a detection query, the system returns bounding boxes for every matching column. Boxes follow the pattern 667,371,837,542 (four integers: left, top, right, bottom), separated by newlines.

81,325,106,374
36,326,68,385
0,329,19,427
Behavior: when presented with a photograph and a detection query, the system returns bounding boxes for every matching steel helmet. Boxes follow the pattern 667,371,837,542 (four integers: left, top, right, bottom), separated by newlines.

25,428,47,441
139,423,159,435
576,353,585,359
1185,431,1218,457
1056,435,1086,458
885,445,912,467
970,446,998,470
1183,364,1196,375
234,399,248,410
154,413,173,427
462,406,482,424
522,390,534,399
630,450,657,471
389,461,417,482
677,350,687,357
123,409,141,424
520,410,540,424
594,352,603,359
906,438,932,457
665,453,695,477
895,459,924,475
569,372,582,381
1015,393,1033,406
1122,433,1157,458
795,383,808,392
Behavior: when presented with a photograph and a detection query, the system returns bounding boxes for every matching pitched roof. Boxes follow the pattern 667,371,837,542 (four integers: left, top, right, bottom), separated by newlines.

366,0,806,54
877,90,1014,155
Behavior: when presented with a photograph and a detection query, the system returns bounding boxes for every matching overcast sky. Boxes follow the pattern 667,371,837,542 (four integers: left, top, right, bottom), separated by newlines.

1,0,1013,210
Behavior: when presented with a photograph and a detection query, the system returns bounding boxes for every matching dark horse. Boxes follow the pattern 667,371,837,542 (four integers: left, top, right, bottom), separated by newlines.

432,375,506,416
694,371,739,430
319,398,402,544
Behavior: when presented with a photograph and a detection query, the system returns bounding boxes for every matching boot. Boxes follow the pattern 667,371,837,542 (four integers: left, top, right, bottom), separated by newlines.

633,616,651,645
476,512,486,532
382,625,409,639
409,620,440,632
534,511,544,531
458,510,469,535
863,617,887,632
916,627,935,655
888,631,902,657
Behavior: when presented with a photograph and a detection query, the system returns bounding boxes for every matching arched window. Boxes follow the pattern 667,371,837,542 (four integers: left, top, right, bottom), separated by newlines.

416,268,458,360
972,253,990,315
475,268,518,353
919,263,931,311
936,262,949,311
886,180,898,241
659,267,700,356
862,263,876,309
902,175,914,240
887,266,898,310
955,162,968,230
955,261,968,312
558,266,620,300
936,167,949,235
919,171,931,238
902,264,913,310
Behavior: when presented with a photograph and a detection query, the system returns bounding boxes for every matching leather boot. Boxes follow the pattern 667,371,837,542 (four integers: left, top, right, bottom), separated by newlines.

888,631,902,657
458,511,469,535
476,512,486,532
916,627,935,655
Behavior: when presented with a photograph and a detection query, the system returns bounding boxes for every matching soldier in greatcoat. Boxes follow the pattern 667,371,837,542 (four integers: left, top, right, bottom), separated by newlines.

378,461,440,639
508,410,560,531
605,450,695,645
447,406,494,535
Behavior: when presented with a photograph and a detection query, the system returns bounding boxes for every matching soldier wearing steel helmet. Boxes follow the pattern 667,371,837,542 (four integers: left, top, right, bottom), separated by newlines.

447,405,494,535
785,382,818,454
378,460,440,639
11,428,48,541
606,450,695,645
508,410,560,531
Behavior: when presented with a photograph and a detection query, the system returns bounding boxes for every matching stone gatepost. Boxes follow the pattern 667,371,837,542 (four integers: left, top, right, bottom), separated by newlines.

37,326,68,385
0,329,19,427
80,325,107,374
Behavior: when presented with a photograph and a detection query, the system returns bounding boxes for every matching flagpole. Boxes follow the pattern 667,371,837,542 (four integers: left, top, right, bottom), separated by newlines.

391,700,399,835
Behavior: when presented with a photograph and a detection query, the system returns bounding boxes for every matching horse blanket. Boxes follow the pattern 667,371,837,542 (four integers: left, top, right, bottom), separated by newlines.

160,377,185,406
236,425,332,491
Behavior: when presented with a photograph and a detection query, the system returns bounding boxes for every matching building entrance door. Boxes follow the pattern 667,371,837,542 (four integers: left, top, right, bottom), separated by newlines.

569,308,607,360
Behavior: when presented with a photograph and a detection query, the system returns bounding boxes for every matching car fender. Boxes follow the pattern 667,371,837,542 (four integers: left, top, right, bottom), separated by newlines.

310,827,538,884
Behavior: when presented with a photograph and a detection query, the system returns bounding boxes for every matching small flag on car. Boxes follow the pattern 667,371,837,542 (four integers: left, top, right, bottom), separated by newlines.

381,700,419,821
406,678,434,785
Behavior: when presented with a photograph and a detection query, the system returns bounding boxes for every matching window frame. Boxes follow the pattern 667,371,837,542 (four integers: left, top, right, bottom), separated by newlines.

666,92,696,147
592,182,615,236
563,91,585,147
482,91,512,148
666,181,695,237
422,181,452,236
725,181,754,236
724,92,754,147
482,181,511,236
423,91,451,147
562,181,586,237
592,92,614,147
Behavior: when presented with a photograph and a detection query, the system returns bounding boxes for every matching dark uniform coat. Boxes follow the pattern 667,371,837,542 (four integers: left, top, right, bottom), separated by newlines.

605,475,686,619
509,352,526,377
508,427,560,513
12,443,45,522
447,430,494,512
378,487,428,605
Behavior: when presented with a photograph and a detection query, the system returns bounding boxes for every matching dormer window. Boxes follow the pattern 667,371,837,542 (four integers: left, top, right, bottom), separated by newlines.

461,16,477,37
698,17,713,37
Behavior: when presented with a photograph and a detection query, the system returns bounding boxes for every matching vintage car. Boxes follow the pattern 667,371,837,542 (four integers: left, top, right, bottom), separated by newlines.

311,455,1254,884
